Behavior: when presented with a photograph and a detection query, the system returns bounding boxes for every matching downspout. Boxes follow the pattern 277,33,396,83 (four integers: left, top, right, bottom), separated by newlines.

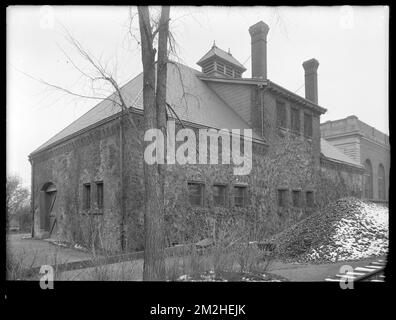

29,156,35,238
119,111,126,252
259,83,268,138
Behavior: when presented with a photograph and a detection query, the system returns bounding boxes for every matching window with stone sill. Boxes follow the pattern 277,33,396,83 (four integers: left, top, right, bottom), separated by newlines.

188,182,204,207
277,189,288,207
234,185,247,207
213,184,226,207
83,183,91,210
291,107,300,134
292,190,302,207
304,113,313,138
305,191,314,207
96,181,104,210
276,100,287,129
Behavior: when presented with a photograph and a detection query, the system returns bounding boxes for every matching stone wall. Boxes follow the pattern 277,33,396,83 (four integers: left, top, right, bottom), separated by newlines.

317,157,363,208
320,116,389,200
31,105,326,253
360,137,390,200
30,87,364,253
31,117,125,252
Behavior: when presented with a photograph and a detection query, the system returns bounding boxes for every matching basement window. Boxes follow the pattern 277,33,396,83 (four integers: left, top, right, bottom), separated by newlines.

304,113,313,138
96,181,104,209
277,189,288,207
292,190,301,208
188,182,204,207
83,183,91,210
234,185,247,207
276,100,287,128
213,184,226,207
291,107,300,134
306,191,314,207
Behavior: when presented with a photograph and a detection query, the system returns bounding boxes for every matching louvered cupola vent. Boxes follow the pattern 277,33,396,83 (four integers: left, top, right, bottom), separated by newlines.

197,42,246,78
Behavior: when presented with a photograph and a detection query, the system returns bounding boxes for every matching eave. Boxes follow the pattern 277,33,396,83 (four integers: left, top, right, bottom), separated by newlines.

198,75,327,115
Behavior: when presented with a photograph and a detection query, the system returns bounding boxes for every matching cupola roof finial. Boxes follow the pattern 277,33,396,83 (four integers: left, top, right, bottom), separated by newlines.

213,40,216,47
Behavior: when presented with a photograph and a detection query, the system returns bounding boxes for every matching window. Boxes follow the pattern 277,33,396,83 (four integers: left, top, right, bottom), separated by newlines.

306,191,314,207
364,159,373,199
188,182,204,206
276,101,287,128
291,107,300,134
96,181,103,209
277,189,288,207
213,184,226,207
304,113,313,137
83,183,91,210
234,186,247,207
378,164,386,200
292,190,301,207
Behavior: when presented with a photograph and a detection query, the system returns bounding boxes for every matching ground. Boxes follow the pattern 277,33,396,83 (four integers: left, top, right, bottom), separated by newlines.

6,233,386,281
267,257,384,281
7,233,93,269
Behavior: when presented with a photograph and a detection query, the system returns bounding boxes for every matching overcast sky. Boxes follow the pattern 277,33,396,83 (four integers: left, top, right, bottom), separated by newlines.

7,6,389,187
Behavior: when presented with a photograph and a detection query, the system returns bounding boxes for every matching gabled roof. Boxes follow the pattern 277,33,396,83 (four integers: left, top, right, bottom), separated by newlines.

320,138,363,168
31,62,263,155
198,76,327,115
197,45,246,71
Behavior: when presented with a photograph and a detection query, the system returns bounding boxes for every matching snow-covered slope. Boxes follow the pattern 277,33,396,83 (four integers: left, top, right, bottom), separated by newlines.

272,198,388,263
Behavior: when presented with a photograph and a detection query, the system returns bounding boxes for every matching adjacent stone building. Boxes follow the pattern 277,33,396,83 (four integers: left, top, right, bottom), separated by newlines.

321,116,390,201
29,21,365,253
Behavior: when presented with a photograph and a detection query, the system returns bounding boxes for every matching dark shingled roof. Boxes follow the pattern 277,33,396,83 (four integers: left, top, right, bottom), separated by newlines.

31,62,262,155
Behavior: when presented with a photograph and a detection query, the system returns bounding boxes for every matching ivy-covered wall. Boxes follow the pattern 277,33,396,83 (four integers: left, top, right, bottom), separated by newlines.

30,86,363,253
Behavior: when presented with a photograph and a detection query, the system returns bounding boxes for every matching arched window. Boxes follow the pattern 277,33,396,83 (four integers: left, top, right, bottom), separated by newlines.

363,159,373,199
378,164,386,200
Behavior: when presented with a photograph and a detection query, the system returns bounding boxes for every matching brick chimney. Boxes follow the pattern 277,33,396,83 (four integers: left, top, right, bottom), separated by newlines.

249,21,269,79
302,58,319,104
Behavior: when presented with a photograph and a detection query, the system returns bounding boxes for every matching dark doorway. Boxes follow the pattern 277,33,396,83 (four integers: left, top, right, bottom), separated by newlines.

40,183,57,232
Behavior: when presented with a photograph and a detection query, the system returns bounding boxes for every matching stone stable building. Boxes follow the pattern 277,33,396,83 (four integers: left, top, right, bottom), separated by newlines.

29,21,364,252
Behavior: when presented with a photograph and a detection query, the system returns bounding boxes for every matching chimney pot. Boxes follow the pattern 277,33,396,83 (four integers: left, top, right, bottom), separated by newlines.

249,21,270,79
302,58,319,104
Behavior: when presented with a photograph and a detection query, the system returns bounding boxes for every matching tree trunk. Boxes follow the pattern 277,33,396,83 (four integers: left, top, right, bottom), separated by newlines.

138,6,169,281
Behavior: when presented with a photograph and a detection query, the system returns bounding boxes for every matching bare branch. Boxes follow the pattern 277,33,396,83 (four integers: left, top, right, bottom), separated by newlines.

12,65,122,106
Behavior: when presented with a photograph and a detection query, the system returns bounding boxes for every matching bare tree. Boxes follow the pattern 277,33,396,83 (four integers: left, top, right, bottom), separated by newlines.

6,174,30,231
18,5,178,281
137,5,170,281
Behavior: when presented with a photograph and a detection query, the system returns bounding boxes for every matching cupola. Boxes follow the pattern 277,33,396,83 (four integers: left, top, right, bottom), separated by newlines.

197,42,246,78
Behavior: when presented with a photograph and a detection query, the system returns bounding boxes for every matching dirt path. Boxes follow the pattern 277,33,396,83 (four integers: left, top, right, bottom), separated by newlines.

7,233,94,269
268,256,386,281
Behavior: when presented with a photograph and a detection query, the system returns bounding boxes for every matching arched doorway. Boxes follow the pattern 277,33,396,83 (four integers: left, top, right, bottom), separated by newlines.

39,182,57,233
378,164,386,200
363,159,373,199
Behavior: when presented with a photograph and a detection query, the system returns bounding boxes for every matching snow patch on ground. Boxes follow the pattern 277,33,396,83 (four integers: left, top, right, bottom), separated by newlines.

305,201,388,262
